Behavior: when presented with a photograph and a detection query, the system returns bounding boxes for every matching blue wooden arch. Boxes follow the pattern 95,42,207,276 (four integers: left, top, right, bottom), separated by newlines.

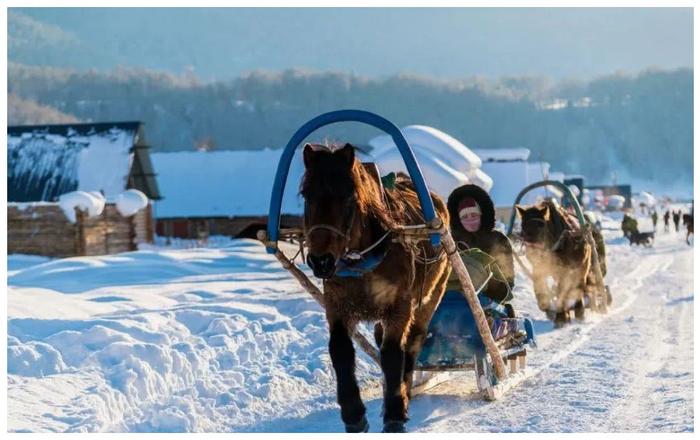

506,179,586,236
266,109,441,253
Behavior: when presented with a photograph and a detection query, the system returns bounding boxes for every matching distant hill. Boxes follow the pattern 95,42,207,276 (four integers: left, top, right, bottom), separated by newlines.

8,63,692,187
8,94,80,125
9,8,693,80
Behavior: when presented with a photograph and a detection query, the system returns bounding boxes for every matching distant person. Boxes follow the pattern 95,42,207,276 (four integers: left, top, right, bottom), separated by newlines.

663,210,670,232
673,210,681,232
651,210,658,231
682,211,693,245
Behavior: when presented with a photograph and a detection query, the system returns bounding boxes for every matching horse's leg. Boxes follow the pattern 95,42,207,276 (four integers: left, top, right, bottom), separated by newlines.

327,318,367,432
554,268,576,327
401,323,426,400
403,261,450,399
531,259,551,312
380,316,412,432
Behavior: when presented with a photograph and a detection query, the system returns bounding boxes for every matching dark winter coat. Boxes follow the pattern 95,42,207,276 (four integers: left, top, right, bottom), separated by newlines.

621,214,639,237
446,184,515,304
673,210,682,230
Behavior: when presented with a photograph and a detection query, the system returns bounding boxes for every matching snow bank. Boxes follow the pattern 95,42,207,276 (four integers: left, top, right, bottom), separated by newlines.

116,189,148,217
368,125,491,198
8,241,378,432
58,191,106,223
8,336,69,377
6,213,695,432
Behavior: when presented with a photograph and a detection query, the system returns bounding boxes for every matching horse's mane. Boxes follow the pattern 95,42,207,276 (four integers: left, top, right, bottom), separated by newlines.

300,144,426,230
538,200,580,239
352,165,424,229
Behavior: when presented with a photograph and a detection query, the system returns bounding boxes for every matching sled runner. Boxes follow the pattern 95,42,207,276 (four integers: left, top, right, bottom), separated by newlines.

258,109,535,427
506,180,612,327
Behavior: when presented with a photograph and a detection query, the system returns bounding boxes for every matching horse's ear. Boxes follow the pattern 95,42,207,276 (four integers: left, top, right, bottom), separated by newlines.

541,205,551,221
303,143,315,168
515,205,525,218
338,143,355,167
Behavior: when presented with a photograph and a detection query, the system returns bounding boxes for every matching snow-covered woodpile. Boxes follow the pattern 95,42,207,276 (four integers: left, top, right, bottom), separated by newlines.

8,201,153,258
7,121,162,256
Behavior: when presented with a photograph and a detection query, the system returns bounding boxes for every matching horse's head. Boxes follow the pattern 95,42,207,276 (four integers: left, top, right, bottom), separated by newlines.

300,143,361,278
516,203,551,246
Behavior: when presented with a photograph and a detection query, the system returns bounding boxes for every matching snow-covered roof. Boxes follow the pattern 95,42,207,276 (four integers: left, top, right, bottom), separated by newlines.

473,148,531,162
151,149,307,218
368,125,491,198
8,122,160,202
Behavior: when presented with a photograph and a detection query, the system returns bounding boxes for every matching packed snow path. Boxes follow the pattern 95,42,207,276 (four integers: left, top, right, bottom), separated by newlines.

7,217,693,432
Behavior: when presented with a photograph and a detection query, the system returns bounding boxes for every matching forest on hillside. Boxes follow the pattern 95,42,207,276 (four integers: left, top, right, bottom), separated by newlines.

8,64,693,186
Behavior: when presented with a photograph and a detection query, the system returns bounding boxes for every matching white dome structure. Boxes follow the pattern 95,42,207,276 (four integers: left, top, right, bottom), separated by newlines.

368,125,491,200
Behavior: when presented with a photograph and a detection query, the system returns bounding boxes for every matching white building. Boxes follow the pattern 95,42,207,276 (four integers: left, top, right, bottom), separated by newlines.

473,148,564,209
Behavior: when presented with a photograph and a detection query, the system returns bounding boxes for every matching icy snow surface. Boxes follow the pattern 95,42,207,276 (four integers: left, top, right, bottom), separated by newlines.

7,209,694,432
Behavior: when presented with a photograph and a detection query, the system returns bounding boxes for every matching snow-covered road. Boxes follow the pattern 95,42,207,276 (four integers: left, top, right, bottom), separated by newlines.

411,223,694,432
7,214,694,432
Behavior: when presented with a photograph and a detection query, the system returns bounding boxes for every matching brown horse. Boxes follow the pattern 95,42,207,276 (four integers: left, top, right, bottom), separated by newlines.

301,143,451,433
516,201,607,327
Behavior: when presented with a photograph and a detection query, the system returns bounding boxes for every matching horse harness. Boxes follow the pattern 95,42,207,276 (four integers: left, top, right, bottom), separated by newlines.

521,207,584,253
303,163,394,278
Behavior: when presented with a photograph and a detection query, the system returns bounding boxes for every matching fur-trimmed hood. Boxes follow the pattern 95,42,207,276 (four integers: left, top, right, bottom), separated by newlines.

447,184,496,233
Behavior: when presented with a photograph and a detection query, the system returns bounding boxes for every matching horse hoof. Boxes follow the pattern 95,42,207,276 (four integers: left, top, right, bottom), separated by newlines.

382,420,407,433
345,415,369,433
553,312,568,328
545,310,557,321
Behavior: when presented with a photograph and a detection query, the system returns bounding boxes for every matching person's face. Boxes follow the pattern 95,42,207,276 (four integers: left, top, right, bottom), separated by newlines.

460,211,481,232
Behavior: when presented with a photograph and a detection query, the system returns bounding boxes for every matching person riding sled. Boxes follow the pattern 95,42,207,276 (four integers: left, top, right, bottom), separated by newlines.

417,183,525,368
445,184,515,310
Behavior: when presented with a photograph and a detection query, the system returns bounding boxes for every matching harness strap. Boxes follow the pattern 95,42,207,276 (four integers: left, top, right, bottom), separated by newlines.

345,229,392,260
305,224,347,238
550,230,568,251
